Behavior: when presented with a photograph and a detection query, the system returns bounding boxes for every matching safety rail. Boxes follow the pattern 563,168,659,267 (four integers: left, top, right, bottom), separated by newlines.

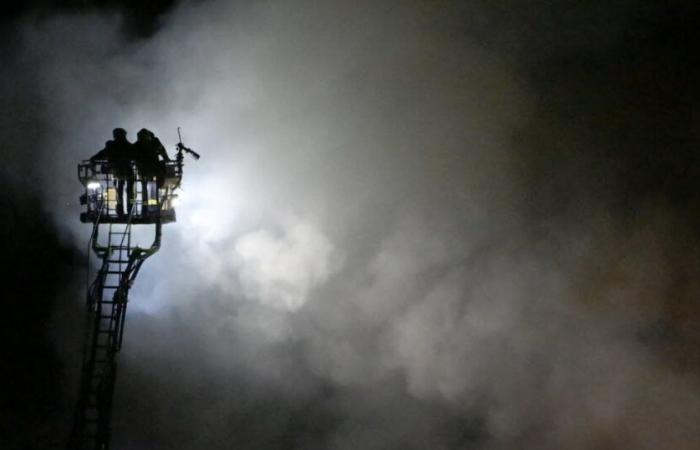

78,159,181,224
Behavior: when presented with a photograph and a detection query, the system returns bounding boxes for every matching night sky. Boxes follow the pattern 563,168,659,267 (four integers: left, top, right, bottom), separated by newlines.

2,1,700,449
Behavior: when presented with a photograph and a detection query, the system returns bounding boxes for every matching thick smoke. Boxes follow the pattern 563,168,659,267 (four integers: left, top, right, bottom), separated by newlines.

5,1,700,449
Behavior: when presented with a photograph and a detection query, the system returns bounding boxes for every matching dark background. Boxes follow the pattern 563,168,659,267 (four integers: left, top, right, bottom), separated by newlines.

2,1,700,449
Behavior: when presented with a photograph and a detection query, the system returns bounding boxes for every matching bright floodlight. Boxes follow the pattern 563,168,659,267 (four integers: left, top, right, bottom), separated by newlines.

87,181,101,190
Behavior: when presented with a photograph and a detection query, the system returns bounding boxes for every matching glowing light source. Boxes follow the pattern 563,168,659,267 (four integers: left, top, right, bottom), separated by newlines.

87,181,101,190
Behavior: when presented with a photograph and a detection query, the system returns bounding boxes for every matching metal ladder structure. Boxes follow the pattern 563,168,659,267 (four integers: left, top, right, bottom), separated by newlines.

68,206,162,449
69,131,197,449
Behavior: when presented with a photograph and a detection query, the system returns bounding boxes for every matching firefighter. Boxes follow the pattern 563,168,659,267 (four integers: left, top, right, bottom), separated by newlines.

133,128,171,213
90,128,134,217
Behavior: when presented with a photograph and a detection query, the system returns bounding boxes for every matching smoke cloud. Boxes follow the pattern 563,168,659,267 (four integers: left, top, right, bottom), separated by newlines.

3,1,700,449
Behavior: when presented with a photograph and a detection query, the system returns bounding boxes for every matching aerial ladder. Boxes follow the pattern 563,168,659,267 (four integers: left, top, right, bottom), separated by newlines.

68,131,199,449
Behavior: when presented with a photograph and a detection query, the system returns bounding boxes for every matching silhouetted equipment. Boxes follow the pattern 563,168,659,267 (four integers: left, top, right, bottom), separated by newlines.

174,127,200,191
69,128,199,450
177,126,201,160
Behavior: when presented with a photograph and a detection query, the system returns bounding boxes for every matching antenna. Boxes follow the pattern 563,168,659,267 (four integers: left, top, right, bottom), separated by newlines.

175,126,201,160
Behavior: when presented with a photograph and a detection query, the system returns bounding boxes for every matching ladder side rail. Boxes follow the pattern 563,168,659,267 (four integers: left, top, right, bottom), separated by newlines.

95,359,117,449
70,221,130,449
114,254,149,350
70,210,163,450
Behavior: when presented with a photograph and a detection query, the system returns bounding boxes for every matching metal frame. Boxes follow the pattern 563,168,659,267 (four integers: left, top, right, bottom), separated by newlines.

78,160,181,224
68,160,175,449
